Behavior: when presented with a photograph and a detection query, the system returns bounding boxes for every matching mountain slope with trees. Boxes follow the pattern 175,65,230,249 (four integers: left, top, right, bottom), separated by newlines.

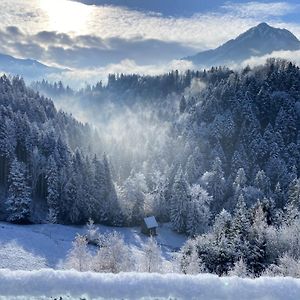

32,59,300,234
8,58,300,277
0,75,120,225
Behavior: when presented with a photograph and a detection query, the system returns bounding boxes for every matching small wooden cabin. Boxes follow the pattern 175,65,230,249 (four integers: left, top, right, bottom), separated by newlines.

141,216,158,236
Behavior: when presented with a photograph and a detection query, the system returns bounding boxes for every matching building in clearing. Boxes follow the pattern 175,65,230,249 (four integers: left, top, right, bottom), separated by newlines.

141,216,158,236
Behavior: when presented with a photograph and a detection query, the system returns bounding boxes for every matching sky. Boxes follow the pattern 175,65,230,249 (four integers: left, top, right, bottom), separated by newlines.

1,0,300,84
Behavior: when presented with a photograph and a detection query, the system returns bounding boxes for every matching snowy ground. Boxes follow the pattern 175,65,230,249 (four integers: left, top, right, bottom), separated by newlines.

0,222,186,270
0,269,299,300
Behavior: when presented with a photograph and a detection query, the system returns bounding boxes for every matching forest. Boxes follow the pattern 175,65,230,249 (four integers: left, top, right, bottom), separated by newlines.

1,58,300,276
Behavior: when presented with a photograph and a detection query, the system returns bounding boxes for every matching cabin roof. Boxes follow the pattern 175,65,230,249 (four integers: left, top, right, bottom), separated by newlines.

143,216,158,229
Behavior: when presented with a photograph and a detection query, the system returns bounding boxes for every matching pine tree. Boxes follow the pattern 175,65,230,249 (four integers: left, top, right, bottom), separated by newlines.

47,208,57,224
248,202,267,275
273,182,285,208
232,168,247,202
288,178,300,209
171,166,189,233
254,170,271,198
6,159,32,223
151,171,169,222
231,194,251,260
46,156,60,221
179,96,187,113
186,184,211,236
201,157,226,213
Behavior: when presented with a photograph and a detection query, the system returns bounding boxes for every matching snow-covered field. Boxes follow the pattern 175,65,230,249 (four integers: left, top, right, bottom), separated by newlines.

0,222,186,270
0,222,298,299
0,269,299,300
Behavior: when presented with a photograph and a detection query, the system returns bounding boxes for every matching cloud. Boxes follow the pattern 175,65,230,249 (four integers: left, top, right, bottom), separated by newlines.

0,0,300,81
44,59,195,88
240,49,300,68
222,1,297,18
1,0,299,52
0,27,196,68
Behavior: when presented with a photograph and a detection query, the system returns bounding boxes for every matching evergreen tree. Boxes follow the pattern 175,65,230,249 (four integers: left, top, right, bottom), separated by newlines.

186,184,211,236
254,170,271,198
248,202,268,275
288,178,300,209
171,166,190,233
231,194,250,260
46,156,60,221
201,157,226,213
6,159,32,223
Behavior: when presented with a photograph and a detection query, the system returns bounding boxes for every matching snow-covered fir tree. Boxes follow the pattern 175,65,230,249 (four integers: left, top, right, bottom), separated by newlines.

170,166,189,233
6,159,32,223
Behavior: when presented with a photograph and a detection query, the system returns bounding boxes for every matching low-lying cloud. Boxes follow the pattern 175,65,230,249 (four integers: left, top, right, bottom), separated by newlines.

47,59,195,88
239,49,300,68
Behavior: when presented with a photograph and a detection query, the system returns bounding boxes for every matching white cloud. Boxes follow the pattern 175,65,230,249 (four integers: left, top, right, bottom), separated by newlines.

222,1,297,18
46,59,196,88
0,0,299,52
240,49,300,68
0,0,300,77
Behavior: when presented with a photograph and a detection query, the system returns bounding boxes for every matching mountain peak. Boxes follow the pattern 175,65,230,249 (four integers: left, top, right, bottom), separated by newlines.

185,23,300,66
256,22,271,29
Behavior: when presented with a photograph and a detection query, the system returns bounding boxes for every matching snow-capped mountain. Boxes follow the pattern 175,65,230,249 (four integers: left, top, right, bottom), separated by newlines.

0,53,64,80
185,22,300,66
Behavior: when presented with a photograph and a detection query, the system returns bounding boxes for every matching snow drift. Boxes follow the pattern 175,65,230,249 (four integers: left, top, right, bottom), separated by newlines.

0,269,299,299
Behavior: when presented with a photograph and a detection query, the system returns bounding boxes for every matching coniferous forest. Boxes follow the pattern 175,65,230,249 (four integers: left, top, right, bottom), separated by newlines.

1,59,300,276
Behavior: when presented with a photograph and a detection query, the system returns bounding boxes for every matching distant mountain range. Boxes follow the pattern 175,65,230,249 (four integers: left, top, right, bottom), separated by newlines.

0,53,64,80
1,22,299,81
184,22,300,67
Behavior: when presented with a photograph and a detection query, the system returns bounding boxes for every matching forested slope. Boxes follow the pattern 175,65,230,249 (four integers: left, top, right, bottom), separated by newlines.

7,59,300,277
33,59,300,230
0,75,119,225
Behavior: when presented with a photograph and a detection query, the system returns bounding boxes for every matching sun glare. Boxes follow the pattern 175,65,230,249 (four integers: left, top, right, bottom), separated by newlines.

39,0,92,34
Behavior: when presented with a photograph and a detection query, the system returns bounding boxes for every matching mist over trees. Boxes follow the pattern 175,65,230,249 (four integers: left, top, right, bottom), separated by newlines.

0,75,117,224
31,59,300,230
2,58,300,277
1,59,300,240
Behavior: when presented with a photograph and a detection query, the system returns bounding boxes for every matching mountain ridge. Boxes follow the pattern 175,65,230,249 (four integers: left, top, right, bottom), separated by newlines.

0,52,65,80
184,22,300,66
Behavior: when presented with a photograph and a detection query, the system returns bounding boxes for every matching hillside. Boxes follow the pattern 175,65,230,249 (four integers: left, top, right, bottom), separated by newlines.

0,222,186,270
30,59,300,277
0,75,116,225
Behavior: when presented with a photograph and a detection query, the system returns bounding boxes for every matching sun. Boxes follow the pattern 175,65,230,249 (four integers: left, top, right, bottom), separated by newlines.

39,0,92,34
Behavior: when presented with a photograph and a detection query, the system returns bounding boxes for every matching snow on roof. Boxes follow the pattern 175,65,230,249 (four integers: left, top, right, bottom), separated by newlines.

144,216,158,229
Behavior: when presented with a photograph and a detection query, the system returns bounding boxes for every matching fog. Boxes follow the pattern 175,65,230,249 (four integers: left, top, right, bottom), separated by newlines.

49,86,185,183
